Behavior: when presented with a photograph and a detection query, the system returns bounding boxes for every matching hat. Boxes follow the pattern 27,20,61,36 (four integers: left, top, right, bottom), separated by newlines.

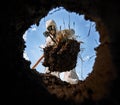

46,19,57,31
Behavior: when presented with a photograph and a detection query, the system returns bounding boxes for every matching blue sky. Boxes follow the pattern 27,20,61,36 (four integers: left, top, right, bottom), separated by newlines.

23,7,100,80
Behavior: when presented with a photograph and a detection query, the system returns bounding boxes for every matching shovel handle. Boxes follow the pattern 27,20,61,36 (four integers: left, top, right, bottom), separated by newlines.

32,55,44,69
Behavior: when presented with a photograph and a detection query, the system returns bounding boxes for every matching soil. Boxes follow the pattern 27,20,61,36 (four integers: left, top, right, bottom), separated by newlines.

42,39,80,72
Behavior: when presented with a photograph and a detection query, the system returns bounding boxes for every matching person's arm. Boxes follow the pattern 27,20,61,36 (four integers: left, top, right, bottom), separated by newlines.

45,36,55,47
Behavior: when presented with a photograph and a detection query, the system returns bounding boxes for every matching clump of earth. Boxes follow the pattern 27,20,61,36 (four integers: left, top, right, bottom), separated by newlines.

42,39,80,72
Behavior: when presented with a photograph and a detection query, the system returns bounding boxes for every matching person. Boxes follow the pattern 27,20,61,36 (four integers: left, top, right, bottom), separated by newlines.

43,19,79,84
43,19,60,78
63,68,79,84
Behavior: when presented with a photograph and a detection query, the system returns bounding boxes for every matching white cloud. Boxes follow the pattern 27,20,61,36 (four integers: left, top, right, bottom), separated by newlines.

83,55,90,61
23,31,28,41
23,51,30,61
31,27,36,31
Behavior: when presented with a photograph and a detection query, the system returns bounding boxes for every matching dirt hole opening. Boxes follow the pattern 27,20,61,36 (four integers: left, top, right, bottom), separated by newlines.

23,7,100,82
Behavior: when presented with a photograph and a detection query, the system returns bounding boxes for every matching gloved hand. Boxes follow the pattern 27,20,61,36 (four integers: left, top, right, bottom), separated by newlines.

43,31,50,37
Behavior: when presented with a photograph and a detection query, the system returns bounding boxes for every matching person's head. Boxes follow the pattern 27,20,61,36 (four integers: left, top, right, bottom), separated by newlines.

46,19,57,35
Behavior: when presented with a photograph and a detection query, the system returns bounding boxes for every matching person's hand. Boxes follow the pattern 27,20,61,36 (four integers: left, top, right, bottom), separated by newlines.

43,31,49,37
